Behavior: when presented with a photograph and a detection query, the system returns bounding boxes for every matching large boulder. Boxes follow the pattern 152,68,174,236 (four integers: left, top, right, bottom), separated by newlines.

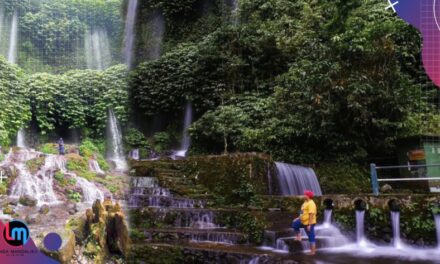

19,195,37,207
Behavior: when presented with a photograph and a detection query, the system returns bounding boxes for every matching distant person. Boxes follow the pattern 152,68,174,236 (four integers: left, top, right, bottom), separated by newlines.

292,190,317,255
58,138,65,155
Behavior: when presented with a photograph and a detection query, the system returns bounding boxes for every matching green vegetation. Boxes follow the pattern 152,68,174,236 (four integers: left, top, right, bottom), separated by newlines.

68,190,82,203
66,153,96,181
26,157,45,174
2,0,122,73
38,143,59,154
79,139,110,171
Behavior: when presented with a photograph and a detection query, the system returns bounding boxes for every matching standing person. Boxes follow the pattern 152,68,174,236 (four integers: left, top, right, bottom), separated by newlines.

58,138,65,155
292,190,317,255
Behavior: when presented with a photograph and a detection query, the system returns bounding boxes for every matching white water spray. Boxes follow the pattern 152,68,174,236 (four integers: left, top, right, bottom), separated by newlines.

356,210,366,247
274,162,322,196
147,10,165,60
435,214,440,250
106,108,127,170
391,211,402,249
85,28,112,70
16,129,26,148
7,11,17,64
123,0,138,67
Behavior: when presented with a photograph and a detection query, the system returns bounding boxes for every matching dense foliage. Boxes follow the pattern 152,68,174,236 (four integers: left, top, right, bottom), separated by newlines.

0,0,123,73
0,57,128,145
0,57,30,145
131,0,430,164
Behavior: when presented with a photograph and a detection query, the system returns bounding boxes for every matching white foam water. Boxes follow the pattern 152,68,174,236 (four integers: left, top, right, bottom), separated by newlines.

84,27,112,70
106,108,127,171
7,11,17,64
89,159,105,175
123,0,138,67
16,129,27,148
274,162,322,196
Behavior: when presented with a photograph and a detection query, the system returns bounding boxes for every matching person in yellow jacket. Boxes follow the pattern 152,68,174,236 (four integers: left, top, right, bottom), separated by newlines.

292,190,317,255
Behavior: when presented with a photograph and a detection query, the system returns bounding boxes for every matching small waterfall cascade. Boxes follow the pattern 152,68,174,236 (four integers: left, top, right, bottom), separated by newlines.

128,177,204,208
0,8,18,64
324,209,332,227
7,11,17,64
89,159,105,175
122,0,138,67
189,211,218,229
54,156,104,203
275,238,289,252
16,129,27,148
4,149,104,205
356,210,367,246
391,211,402,249
435,214,440,250
225,0,239,24
190,231,242,245
172,103,193,158
274,162,322,196
106,108,127,171
9,151,59,205
130,149,140,160
147,10,165,60
84,27,112,70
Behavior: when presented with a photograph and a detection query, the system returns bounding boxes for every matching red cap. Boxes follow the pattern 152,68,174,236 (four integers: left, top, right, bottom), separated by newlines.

304,190,314,199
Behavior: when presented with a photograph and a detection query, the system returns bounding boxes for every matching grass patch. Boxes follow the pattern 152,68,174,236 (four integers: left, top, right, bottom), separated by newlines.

26,157,45,174
38,143,58,154
68,190,82,203
79,139,110,172
66,153,96,181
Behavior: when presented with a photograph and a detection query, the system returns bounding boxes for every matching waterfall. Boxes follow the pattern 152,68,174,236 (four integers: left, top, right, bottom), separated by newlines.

89,159,105,175
130,149,140,160
16,129,26,148
84,28,112,70
7,11,17,64
10,152,59,205
356,210,366,246
0,8,4,55
55,155,104,203
391,211,402,249
122,0,138,67
147,10,165,60
274,162,322,196
171,103,193,159
106,108,127,170
181,103,193,151
435,214,440,250
324,209,332,227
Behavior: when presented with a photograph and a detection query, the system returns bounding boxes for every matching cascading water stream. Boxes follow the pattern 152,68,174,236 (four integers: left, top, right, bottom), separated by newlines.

55,156,104,203
7,11,17,64
106,108,127,170
172,103,193,158
391,211,402,249
123,0,138,67
147,10,165,60
85,28,111,70
356,210,367,247
89,159,105,175
9,152,58,205
274,162,322,196
324,209,333,227
16,129,26,148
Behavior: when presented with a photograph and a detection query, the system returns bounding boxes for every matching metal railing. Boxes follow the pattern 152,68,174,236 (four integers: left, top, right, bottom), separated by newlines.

370,163,440,195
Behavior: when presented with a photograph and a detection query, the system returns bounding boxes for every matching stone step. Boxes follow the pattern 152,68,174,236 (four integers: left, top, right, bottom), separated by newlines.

141,228,248,244
128,195,205,209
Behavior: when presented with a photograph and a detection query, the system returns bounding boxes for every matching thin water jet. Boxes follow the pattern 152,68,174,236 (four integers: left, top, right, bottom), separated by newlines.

106,108,127,171
16,129,27,148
